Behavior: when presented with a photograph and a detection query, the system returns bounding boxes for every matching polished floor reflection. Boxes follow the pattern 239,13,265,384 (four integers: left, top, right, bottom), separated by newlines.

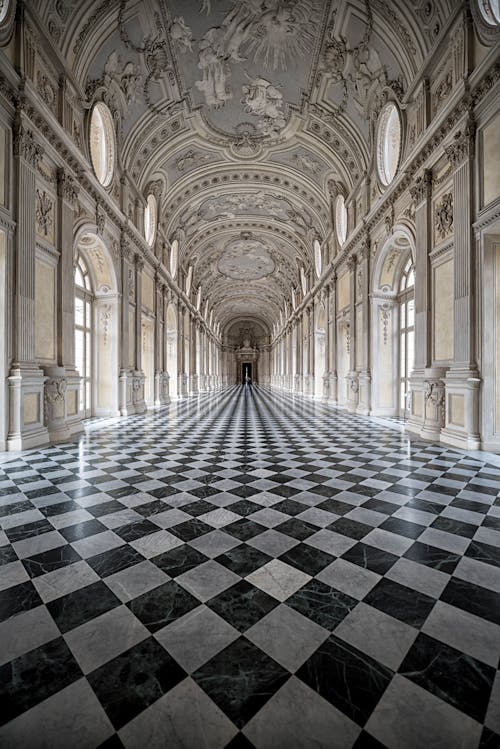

0,386,499,748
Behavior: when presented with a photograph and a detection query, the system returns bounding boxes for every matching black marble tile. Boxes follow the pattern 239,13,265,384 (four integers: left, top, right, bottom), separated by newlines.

0,545,18,565
363,498,400,516
151,544,208,578
188,485,221,500
114,519,160,542
216,544,271,577
451,497,490,514
40,500,81,517
274,518,316,541
352,732,388,748
47,581,121,633
148,484,179,499
341,542,398,575
403,541,461,574
440,577,500,626
268,484,300,498
482,515,500,531
24,486,61,500
229,486,261,499
286,579,357,630
59,518,107,542
106,485,140,499
296,634,393,725
379,517,425,539
127,580,199,632
87,545,144,578
208,580,278,632
430,516,477,538
223,733,257,749
224,519,267,541
479,727,500,748
87,636,186,730
168,518,213,541
272,499,308,516
131,500,168,517
279,543,334,576
317,498,354,515
0,580,43,622
64,485,100,499
0,500,33,518
193,637,289,729
181,499,218,517
364,578,435,628
328,517,373,540
96,734,126,749
466,540,500,569
399,632,495,722
86,500,127,518
0,637,82,726
4,518,53,544
22,544,81,578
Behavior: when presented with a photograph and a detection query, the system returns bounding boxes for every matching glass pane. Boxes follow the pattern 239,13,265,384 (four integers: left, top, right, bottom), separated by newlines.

407,298,415,328
408,331,415,375
400,382,406,412
75,298,84,326
75,268,84,288
85,382,91,412
400,303,405,330
75,330,84,373
86,302,91,327
407,269,415,288
86,332,91,376
400,334,406,374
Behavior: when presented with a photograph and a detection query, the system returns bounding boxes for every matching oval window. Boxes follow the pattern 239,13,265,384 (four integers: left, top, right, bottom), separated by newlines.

144,194,157,246
377,102,401,187
89,102,115,187
170,239,178,279
478,0,500,24
335,195,347,246
314,238,322,278
196,285,202,310
0,0,10,23
185,265,193,297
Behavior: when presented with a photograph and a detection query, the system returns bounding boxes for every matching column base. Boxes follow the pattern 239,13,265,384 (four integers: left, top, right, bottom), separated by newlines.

347,373,359,413
189,374,199,395
441,369,481,450
356,371,372,415
6,364,49,451
178,373,188,397
132,371,146,413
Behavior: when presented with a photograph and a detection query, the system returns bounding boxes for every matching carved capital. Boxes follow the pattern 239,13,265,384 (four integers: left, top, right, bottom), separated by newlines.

95,202,105,236
410,169,432,205
145,179,163,201
445,116,476,169
135,254,144,272
347,255,357,272
120,235,133,262
14,124,43,168
57,168,79,205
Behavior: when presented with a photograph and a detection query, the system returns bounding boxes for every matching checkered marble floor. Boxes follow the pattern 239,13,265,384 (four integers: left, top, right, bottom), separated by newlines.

1,385,499,749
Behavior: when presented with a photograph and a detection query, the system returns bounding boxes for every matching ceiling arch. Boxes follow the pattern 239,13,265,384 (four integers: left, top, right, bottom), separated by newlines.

31,0,457,338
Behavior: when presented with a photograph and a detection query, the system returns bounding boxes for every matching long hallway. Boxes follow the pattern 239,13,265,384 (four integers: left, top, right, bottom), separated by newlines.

1,386,499,748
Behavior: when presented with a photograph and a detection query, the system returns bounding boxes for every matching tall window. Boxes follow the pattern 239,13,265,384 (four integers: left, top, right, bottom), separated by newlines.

399,258,415,416
75,257,93,416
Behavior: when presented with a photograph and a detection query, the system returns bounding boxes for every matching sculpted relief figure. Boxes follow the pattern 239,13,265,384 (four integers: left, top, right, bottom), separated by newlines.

241,76,286,135
170,17,193,53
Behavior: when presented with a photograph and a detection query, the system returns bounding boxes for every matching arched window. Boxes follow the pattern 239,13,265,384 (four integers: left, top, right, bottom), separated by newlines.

75,256,93,416
399,257,415,416
314,238,322,278
170,238,178,279
144,194,157,246
377,103,402,187
89,102,116,187
0,0,11,23
335,195,347,246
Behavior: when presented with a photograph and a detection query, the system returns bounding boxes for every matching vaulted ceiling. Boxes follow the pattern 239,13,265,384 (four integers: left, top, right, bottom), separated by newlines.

35,0,455,337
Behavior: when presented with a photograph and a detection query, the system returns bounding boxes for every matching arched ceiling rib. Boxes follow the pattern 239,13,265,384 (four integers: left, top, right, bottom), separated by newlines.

32,0,457,339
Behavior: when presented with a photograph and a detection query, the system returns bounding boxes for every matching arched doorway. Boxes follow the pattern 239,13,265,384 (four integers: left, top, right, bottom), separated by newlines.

371,230,415,417
74,232,119,417
166,303,178,398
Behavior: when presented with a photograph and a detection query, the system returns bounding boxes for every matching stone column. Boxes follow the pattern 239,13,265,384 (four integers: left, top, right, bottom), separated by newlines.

161,286,170,404
190,314,198,394
327,277,338,403
347,256,359,411
7,119,49,450
133,255,146,412
153,275,162,406
357,238,371,415
178,303,188,396
441,120,481,449
294,318,302,393
287,325,293,391
406,170,444,439
322,286,330,400
119,237,133,415
44,168,81,442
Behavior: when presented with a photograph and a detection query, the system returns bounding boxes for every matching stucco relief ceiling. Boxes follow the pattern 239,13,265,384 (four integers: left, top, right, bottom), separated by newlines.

218,234,275,281
33,0,455,336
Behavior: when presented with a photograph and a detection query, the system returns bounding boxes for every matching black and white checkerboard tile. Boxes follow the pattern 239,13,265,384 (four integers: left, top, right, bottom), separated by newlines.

1,385,499,748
